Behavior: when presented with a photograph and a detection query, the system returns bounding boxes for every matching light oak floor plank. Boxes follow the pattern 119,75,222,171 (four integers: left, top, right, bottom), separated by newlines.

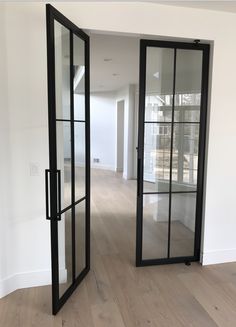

0,169,235,327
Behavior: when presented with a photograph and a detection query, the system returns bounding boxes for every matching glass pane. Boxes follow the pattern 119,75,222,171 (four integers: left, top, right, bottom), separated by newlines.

142,194,169,259
174,49,202,122
58,209,73,297
75,201,86,277
170,193,196,257
57,121,71,209
145,47,174,122
75,122,86,200
172,123,199,192
74,35,85,121
54,21,70,120
143,123,171,193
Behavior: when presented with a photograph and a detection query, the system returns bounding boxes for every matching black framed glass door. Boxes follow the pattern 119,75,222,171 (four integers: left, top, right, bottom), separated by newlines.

45,5,90,314
136,40,209,266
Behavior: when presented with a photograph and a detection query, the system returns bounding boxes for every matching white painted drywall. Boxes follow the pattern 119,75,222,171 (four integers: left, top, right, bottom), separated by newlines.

0,3,13,288
117,84,136,179
116,100,125,172
90,88,136,178
0,3,51,297
90,92,117,170
1,1,236,297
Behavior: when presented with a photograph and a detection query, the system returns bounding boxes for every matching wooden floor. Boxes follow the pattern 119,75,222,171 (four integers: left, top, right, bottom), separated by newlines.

1,169,236,326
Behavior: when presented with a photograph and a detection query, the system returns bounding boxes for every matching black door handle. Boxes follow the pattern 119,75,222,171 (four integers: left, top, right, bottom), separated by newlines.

45,169,61,221
45,169,50,220
57,169,61,220
137,158,141,197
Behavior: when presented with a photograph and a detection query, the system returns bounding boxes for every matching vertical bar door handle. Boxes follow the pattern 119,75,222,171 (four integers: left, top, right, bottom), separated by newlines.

45,169,50,220
137,158,141,197
45,169,61,221
57,169,61,220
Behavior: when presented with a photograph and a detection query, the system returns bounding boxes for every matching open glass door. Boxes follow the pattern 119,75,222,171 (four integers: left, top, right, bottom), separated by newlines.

136,40,209,266
45,4,90,314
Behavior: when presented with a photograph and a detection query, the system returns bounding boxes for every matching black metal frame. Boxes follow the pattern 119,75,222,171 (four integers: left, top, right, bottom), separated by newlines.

46,4,90,314
136,39,209,267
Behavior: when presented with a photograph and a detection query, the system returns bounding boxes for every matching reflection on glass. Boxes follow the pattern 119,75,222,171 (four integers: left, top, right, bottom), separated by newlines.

73,35,85,121
54,21,70,120
57,121,71,209
170,193,196,258
141,46,204,262
145,47,174,122
142,194,169,259
174,49,202,122
58,209,72,297
74,122,85,200
172,124,199,192
144,123,171,193
75,201,86,277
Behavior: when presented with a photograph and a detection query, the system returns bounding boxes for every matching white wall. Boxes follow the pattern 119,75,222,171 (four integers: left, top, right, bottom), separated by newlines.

0,3,50,297
116,100,125,172
0,3,13,290
90,88,136,178
90,92,117,170
1,1,236,297
117,84,136,179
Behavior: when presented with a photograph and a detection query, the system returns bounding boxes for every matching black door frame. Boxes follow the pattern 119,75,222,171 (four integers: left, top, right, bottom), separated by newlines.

46,4,90,314
136,39,210,267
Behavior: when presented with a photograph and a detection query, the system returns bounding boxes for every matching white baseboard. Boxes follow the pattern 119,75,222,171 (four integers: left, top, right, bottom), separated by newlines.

0,268,67,299
201,248,236,265
123,173,128,180
1,250,235,298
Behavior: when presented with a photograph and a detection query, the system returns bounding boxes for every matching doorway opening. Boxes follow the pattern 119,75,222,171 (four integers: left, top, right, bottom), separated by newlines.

89,32,139,265
46,5,209,313
88,31,209,266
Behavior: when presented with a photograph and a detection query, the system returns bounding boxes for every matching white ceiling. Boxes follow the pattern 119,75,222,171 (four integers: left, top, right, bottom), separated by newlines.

90,33,139,93
153,1,236,13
